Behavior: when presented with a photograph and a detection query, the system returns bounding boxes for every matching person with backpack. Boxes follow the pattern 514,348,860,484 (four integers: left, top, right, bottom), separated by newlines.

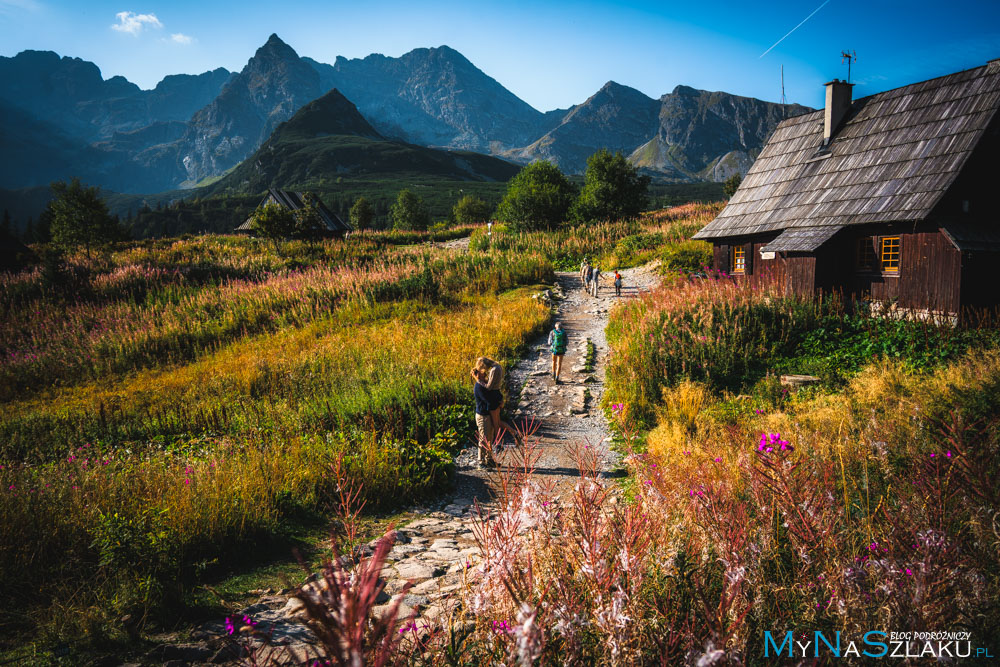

547,322,568,383
583,263,593,294
591,266,601,297
614,269,623,297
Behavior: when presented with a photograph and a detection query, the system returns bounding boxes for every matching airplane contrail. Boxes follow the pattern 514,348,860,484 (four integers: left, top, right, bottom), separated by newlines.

759,0,832,58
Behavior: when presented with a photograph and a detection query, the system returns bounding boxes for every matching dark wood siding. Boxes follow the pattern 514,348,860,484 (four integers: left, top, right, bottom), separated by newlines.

960,250,1000,310
835,227,961,313
783,256,817,297
713,244,730,273
748,241,785,289
716,229,960,312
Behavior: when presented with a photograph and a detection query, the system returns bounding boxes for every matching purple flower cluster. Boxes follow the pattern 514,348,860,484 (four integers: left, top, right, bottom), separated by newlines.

757,432,793,453
492,619,513,634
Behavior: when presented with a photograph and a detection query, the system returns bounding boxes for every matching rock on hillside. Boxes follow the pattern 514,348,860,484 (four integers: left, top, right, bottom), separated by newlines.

0,49,231,142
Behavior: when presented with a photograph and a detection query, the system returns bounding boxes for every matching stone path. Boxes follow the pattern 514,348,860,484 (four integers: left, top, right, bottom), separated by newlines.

146,266,658,665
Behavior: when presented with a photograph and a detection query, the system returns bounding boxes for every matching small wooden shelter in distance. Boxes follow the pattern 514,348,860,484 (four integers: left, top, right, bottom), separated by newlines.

235,188,351,238
693,59,1000,317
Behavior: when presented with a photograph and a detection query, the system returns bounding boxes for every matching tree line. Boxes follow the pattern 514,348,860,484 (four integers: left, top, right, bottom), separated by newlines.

4,149,736,260
347,149,652,233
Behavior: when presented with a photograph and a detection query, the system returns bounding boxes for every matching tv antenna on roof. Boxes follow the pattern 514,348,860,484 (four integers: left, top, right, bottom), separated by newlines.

841,50,857,83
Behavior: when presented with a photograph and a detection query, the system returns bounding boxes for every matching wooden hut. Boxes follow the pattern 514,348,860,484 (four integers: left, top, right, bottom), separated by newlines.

693,59,1000,317
236,188,351,238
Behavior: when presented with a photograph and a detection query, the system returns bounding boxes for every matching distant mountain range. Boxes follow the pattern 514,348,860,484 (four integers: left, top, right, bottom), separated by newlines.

0,34,810,194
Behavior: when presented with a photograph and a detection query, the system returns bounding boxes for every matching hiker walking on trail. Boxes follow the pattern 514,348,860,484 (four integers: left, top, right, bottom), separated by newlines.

547,322,568,384
583,263,593,294
591,266,601,297
472,377,499,467
580,258,589,282
614,270,622,297
472,357,521,455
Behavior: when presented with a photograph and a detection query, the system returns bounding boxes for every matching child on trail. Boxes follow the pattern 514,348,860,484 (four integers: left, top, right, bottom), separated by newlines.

547,322,568,384
591,266,601,297
614,270,622,297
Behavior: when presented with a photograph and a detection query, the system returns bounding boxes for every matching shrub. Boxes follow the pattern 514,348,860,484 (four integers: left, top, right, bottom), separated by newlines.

452,194,492,225
495,161,577,231
348,196,375,230
390,189,431,231
571,149,650,222
660,239,713,273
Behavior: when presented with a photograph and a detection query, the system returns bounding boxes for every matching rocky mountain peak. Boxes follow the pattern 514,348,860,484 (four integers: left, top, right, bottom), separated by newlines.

272,88,382,140
671,84,700,97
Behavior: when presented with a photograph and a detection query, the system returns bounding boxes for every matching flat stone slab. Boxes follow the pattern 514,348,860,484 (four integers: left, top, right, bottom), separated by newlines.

423,547,462,561
395,561,441,580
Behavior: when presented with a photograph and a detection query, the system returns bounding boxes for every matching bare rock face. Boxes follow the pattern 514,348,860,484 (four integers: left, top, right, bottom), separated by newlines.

307,46,546,152
503,81,660,174
1,37,814,194
0,50,232,191
506,81,810,181
629,85,811,182
176,34,324,184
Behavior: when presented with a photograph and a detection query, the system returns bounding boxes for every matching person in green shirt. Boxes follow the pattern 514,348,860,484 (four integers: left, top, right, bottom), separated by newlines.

547,322,568,384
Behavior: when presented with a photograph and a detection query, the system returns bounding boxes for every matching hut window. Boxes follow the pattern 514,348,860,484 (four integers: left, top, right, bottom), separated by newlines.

733,246,746,274
856,237,876,271
880,236,900,273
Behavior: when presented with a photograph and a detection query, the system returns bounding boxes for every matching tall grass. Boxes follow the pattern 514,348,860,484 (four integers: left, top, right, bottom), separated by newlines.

467,202,724,271
606,275,1000,427
0,226,554,641
0,235,551,402
430,335,1000,664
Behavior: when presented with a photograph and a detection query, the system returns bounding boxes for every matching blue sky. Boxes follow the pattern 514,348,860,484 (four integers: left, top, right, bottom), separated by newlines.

1,0,999,111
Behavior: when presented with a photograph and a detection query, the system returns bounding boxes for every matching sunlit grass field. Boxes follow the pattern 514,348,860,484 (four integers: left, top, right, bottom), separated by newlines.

9,201,995,663
0,210,715,646
0,225,556,641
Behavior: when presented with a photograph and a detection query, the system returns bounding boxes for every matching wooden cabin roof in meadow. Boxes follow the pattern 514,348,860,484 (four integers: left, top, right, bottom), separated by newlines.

694,60,1000,250
236,188,350,234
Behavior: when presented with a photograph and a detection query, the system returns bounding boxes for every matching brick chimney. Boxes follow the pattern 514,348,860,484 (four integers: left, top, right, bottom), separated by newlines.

823,79,854,146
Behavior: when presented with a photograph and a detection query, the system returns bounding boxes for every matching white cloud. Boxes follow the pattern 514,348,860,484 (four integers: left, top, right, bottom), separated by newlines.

169,33,193,45
110,11,163,36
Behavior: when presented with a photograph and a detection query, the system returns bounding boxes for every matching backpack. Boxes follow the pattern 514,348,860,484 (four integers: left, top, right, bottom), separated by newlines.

551,328,567,354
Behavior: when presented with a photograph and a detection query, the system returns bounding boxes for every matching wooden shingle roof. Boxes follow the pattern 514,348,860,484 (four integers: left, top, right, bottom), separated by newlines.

694,61,1000,247
236,189,351,233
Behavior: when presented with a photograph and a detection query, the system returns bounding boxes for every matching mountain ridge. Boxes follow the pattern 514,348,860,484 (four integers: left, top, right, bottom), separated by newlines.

208,87,520,195
0,35,812,194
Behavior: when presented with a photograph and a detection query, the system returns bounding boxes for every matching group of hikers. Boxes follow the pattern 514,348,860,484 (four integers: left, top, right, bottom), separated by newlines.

580,259,623,297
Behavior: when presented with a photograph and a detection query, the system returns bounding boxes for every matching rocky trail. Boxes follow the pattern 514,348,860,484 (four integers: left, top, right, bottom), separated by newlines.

147,266,658,666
